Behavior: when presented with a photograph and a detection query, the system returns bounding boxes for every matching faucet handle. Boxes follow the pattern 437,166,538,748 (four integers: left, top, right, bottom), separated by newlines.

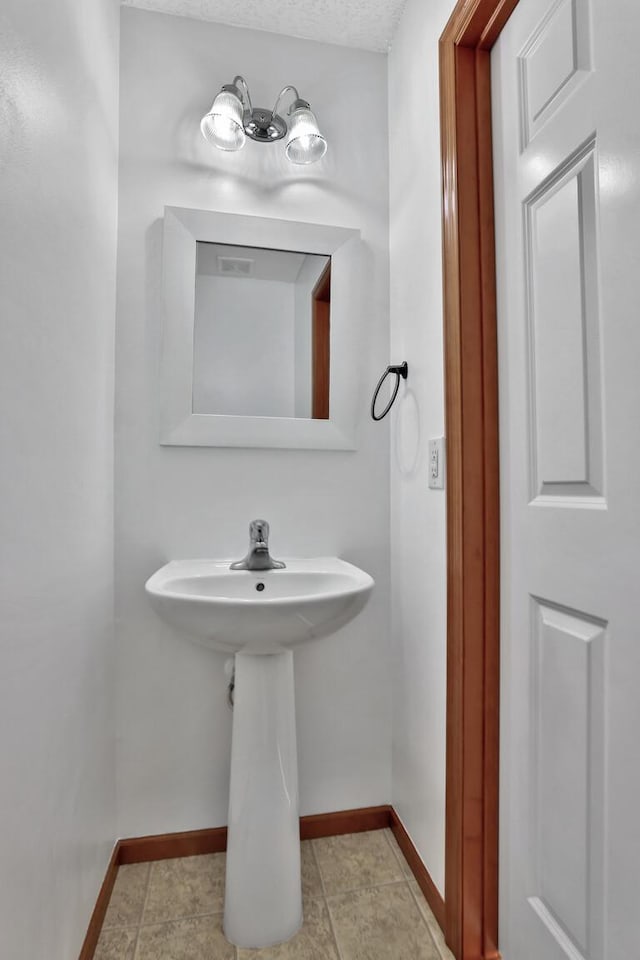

249,519,269,543
230,518,285,570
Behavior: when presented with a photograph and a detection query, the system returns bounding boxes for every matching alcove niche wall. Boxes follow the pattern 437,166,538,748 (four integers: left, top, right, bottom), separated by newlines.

114,7,392,838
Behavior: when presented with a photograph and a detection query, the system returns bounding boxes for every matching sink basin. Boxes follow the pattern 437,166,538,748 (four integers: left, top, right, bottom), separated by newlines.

145,557,374,653
144,553,374,949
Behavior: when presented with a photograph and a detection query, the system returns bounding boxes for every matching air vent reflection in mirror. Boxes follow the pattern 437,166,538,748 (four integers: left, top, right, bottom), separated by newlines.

217,256,255,277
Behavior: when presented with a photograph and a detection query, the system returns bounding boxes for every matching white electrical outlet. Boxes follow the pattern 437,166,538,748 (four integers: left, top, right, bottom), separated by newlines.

428,437,445,489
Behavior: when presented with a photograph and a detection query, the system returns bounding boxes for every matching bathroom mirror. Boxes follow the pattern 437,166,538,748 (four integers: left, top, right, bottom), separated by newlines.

160,207,362,449
193,242,330,420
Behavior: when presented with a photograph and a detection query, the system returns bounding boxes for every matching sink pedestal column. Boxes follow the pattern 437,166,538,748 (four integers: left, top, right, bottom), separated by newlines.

223,650,302,948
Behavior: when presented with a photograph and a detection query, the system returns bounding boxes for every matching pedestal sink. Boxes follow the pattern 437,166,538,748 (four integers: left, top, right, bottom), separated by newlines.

145,557,374,948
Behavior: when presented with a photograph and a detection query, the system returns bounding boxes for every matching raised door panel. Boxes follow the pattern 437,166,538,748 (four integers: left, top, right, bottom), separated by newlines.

519,0,591,147
525,141,604,503
529,599,606,960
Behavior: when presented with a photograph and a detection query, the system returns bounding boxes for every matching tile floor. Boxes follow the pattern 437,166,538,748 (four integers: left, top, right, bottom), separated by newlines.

95,829,454,960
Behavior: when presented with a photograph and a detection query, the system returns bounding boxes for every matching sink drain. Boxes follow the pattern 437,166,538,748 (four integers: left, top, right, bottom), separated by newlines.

256,582,265,592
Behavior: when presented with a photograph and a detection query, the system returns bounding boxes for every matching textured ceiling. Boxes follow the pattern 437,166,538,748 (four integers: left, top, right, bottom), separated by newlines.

121,0,408,52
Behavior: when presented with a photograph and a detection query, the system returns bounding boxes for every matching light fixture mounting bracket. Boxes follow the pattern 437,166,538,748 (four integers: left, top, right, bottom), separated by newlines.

244,109,287,143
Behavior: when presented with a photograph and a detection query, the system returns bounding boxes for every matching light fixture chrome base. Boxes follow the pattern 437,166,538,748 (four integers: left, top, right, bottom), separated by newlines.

244,109,287,143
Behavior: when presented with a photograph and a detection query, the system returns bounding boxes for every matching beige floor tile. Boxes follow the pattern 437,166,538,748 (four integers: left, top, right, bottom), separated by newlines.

94,926,138,960
409,880,454,960
135,914,235,960
301,840,324,900
237,898,338,960
143,853,226,924
102,863,150,929
313,831,403,895
384,829,413,878
328,882,441,960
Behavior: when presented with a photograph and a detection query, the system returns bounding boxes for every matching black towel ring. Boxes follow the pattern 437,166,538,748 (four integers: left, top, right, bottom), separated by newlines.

371,362,408,421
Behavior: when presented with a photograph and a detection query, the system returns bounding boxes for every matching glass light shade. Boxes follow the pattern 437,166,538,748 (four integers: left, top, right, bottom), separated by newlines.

201,89,246,151
285,106,327,164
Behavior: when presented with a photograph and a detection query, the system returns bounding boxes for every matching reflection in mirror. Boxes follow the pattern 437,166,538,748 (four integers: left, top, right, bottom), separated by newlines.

193,243,331,419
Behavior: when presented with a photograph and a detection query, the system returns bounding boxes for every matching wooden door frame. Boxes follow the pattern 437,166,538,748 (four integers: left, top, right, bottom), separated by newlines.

439,1,520,958
312,260,331,419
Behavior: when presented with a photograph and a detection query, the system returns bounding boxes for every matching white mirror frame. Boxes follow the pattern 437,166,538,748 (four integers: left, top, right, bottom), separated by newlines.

160,206,362,449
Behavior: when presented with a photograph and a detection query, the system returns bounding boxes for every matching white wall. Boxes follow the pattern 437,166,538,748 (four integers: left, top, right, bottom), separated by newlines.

388,0,453,896
115,8,391,837
193,275,296,417
0,0,119,956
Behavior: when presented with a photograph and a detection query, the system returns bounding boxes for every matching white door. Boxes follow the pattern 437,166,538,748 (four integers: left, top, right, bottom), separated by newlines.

493,0,640,958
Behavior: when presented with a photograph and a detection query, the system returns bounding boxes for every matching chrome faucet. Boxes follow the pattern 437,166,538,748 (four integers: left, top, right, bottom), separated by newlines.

230,519,286,571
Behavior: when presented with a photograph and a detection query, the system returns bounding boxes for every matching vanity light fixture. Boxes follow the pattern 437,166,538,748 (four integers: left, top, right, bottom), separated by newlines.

200,76,327,165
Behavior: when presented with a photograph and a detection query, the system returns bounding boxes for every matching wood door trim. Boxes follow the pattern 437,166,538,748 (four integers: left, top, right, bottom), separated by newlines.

312,260,331,302
440,1,520,958
312,260,331,419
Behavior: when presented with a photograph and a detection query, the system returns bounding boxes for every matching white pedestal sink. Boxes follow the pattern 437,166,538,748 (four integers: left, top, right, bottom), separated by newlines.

145,557,374,948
